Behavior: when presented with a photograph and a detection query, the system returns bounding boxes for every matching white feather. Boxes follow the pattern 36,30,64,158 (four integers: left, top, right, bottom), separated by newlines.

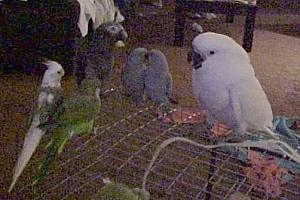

191,32,273,138
9,60,64,192
41,61,64,88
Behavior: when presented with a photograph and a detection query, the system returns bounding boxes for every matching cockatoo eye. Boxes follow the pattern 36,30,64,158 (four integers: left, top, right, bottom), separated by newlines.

209,51,215,55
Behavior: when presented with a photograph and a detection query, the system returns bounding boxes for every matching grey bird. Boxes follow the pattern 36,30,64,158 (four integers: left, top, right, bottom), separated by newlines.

76,19,128,96
121,47,148,105
145,49,173,109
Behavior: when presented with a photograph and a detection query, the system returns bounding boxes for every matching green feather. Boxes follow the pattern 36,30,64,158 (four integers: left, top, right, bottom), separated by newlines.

32,79,100,184
97,182,149,200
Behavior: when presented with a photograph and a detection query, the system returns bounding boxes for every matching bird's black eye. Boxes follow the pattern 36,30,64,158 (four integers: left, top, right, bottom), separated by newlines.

209,51,215,55
108,26,118,33
57,71,61,74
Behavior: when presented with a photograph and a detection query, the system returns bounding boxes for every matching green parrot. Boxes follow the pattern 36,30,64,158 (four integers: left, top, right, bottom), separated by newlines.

97,178,150,200
32,78,101,185
9,61,102,192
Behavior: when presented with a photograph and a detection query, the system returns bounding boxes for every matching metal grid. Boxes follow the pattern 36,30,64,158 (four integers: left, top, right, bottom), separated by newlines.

11,86,300,200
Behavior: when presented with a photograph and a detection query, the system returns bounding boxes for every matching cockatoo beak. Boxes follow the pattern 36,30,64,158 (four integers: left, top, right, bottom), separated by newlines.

188,48,205,69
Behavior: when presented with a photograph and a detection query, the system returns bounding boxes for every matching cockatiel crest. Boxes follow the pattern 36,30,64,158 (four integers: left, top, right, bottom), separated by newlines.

41,61,65,89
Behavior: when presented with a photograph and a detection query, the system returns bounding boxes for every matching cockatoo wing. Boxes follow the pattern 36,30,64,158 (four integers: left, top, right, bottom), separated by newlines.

236,77,274,133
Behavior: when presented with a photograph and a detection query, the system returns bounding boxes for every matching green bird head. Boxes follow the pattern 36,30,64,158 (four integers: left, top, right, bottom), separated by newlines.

97,178,150,200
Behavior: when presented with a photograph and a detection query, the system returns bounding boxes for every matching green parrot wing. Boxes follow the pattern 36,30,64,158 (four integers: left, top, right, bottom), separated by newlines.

33,84,101,184
61,93,100,134
98,182,140,200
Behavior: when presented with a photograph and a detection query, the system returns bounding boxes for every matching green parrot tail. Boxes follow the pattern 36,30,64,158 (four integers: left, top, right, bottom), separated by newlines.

73,120,94,135
32,131,71,185
32,142,57,185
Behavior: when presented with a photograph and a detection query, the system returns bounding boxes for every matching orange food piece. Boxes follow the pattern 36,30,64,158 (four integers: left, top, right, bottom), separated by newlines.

210,122,231,137
244,150,288,198
159,107,232,137
159,107,206,124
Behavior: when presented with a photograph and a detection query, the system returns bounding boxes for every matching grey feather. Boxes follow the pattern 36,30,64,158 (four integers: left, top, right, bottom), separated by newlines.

122,47,148,105
145,49,173,106
77,21,128,93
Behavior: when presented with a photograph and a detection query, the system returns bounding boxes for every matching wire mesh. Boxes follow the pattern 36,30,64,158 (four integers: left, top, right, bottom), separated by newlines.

10,84,300,200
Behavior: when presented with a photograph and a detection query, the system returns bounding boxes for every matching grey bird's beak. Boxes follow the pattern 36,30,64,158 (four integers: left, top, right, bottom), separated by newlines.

187,48,205,70
117,29,128,42
115,29,128,48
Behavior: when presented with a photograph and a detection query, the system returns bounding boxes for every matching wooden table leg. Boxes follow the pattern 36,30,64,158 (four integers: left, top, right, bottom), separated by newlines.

226,5,235,23
174,0,186,47
243,6,257,52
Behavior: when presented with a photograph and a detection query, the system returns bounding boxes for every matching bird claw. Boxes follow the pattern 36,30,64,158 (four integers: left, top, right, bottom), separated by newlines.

204,117,214,130
93,126,99,135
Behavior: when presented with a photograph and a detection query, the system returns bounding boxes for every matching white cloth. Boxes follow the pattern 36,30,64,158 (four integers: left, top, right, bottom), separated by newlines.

93,0,124,30
76,0,97,37
76,0,124,37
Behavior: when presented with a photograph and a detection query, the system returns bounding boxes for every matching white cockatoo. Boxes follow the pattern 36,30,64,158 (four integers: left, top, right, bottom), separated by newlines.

188,32,300,163
188,32,275,139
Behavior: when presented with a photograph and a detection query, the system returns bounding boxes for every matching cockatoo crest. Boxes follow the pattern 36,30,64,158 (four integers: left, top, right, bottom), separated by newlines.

41,61,65,88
